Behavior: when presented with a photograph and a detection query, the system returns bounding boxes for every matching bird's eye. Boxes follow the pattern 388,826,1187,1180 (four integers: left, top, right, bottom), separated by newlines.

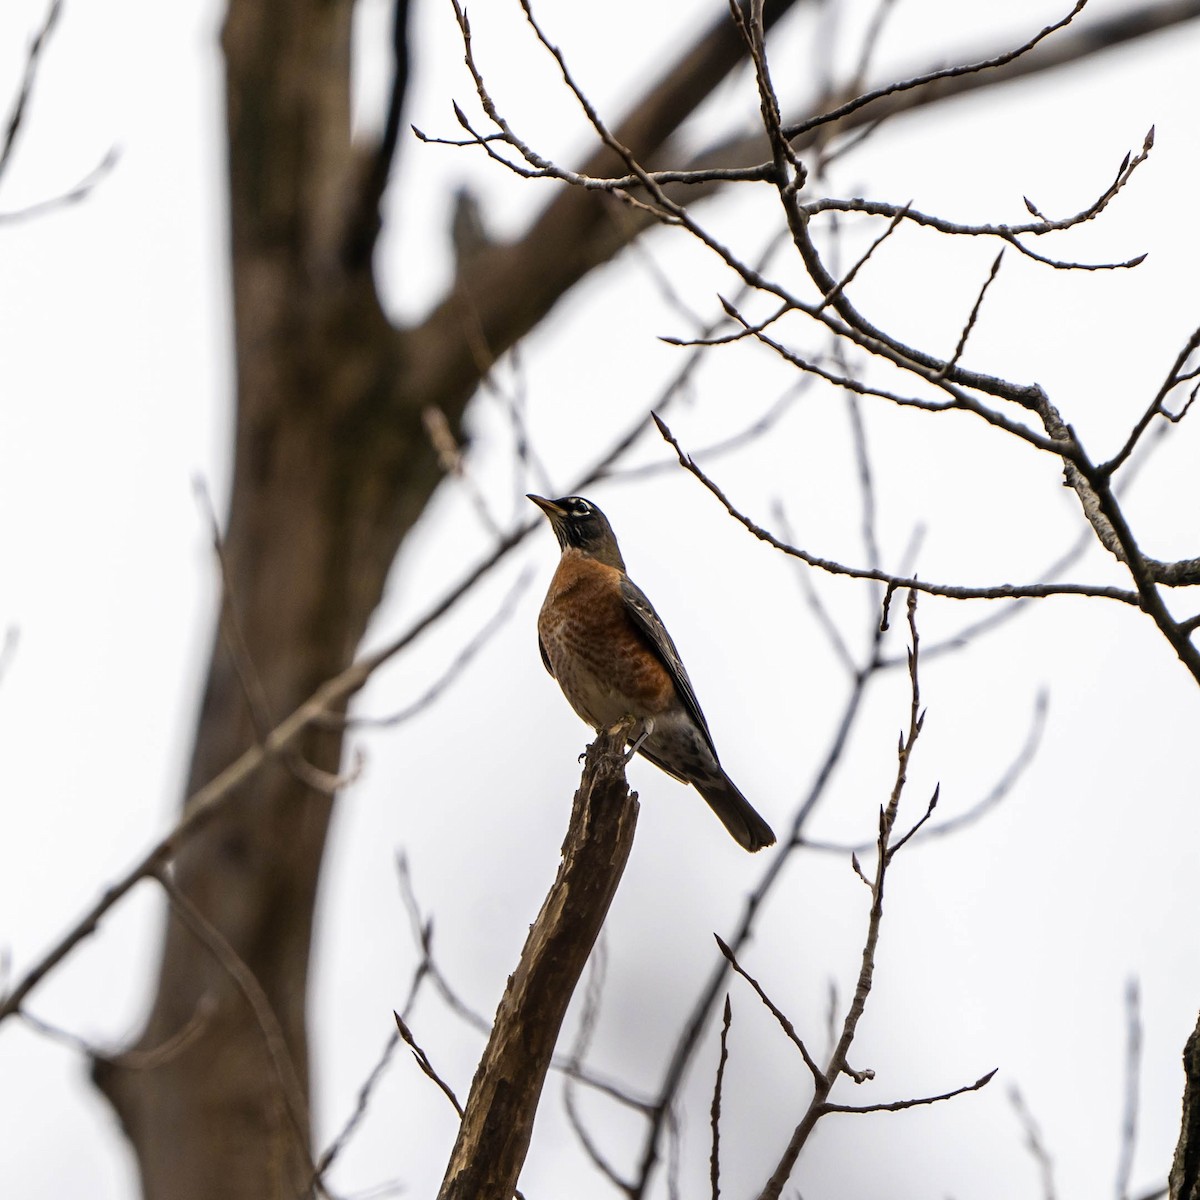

569,498,593,517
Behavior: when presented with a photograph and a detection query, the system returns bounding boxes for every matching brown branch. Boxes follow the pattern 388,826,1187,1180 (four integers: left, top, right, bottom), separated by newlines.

1169,1008,1200,1200
416,0,1200,424
0,521,531,1025
725,302,1076,458
631,575,891,1198
404,0,808,407
709,995,732,1200
803,127,1154,252
782,0,1091,139
1103,324,1200,476
99,998,217,1072
715,937,823,1086
815,201,911,314
652,413,1140,606
756,592,929,1198
395,1013,464,1117
437,723,639,1200
803,689,1048,854
396,850,656,1118
821,1068,996,1114
937,251,1004,377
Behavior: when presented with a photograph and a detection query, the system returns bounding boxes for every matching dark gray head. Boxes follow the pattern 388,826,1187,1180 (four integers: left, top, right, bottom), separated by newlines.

527,494,625,571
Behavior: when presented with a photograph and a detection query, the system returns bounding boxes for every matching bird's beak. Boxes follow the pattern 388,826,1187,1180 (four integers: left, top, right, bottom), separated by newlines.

527,494,566,520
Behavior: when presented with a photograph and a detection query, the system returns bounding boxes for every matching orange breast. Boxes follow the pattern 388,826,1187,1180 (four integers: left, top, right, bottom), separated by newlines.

538,552,676,729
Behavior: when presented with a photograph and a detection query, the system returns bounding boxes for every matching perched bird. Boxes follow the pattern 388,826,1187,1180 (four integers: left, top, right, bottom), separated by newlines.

528,493,776,852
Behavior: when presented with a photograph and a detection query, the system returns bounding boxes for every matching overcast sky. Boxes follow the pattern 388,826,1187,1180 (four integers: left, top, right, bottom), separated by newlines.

2,1,1200,1197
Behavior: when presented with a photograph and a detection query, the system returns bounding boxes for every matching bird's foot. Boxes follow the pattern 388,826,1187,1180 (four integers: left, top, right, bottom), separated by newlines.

622,716,654,761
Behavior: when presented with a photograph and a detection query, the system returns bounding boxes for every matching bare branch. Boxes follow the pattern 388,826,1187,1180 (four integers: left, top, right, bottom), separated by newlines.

437,724,638,1200
652,413,1139,606
815,202,911,314
562,939,637,1193
334,568,533,730
781,1,1091,140
772,500,858,678
0,0,63,182
802,127,1154,263
0,147,119,224
313,1027,404,1187
394,1013,464,1118
886,783,940,858
756,592,936,1199
937,251,1004,378
721,299,1082,458
715,936,823,1086
1012,1084,1059,1200
821,1068,996,1114
1102,324,1200,476
709,995,732,1200
0,519,533,1025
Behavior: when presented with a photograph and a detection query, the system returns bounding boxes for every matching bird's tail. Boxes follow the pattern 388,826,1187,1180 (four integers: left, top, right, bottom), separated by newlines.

695,771,776,852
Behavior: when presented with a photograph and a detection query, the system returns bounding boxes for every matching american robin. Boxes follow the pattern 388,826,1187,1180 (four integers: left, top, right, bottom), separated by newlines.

528,493,776,852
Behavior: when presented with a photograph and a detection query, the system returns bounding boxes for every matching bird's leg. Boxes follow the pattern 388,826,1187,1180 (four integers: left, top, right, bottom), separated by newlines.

623,716,654,761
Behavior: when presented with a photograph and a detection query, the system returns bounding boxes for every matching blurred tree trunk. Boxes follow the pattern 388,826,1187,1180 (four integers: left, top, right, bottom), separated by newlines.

90,1,806,1195
86,0,1200,1195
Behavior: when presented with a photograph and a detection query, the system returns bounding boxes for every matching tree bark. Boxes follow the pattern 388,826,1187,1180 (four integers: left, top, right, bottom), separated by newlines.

438,725,638,1200
1171,1012,1200,1200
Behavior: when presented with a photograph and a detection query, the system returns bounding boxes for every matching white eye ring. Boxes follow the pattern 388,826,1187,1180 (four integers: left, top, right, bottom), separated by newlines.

569,499,593,516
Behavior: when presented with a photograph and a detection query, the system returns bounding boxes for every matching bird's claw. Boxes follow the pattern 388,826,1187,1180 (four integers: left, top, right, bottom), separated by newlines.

622,716,654,761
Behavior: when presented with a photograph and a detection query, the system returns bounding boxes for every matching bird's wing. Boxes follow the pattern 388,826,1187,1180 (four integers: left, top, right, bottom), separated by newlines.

538,632,554,677
619,574,717,757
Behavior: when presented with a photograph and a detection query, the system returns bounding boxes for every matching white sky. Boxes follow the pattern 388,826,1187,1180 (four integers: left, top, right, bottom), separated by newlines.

2,1,1200,1197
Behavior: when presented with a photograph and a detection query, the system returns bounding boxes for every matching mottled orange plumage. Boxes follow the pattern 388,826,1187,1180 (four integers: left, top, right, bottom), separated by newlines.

537,548,676,730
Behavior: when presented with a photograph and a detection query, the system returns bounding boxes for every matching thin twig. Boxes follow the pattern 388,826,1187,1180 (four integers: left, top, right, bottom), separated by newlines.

782,0,1091,140
0,0,63,181
652,413,1139,606
0,520,529,1024
821,1068,996,1114
755,591,935,1199
332,569,533,729
1011,1083,1059,1200
312,1027,404,1189
709,995,732,1200
0,147,118,224
802,689,1047,854
715,937,823,1085
394,1012,464,1117
562,940,636,1193
936,250,1005,378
